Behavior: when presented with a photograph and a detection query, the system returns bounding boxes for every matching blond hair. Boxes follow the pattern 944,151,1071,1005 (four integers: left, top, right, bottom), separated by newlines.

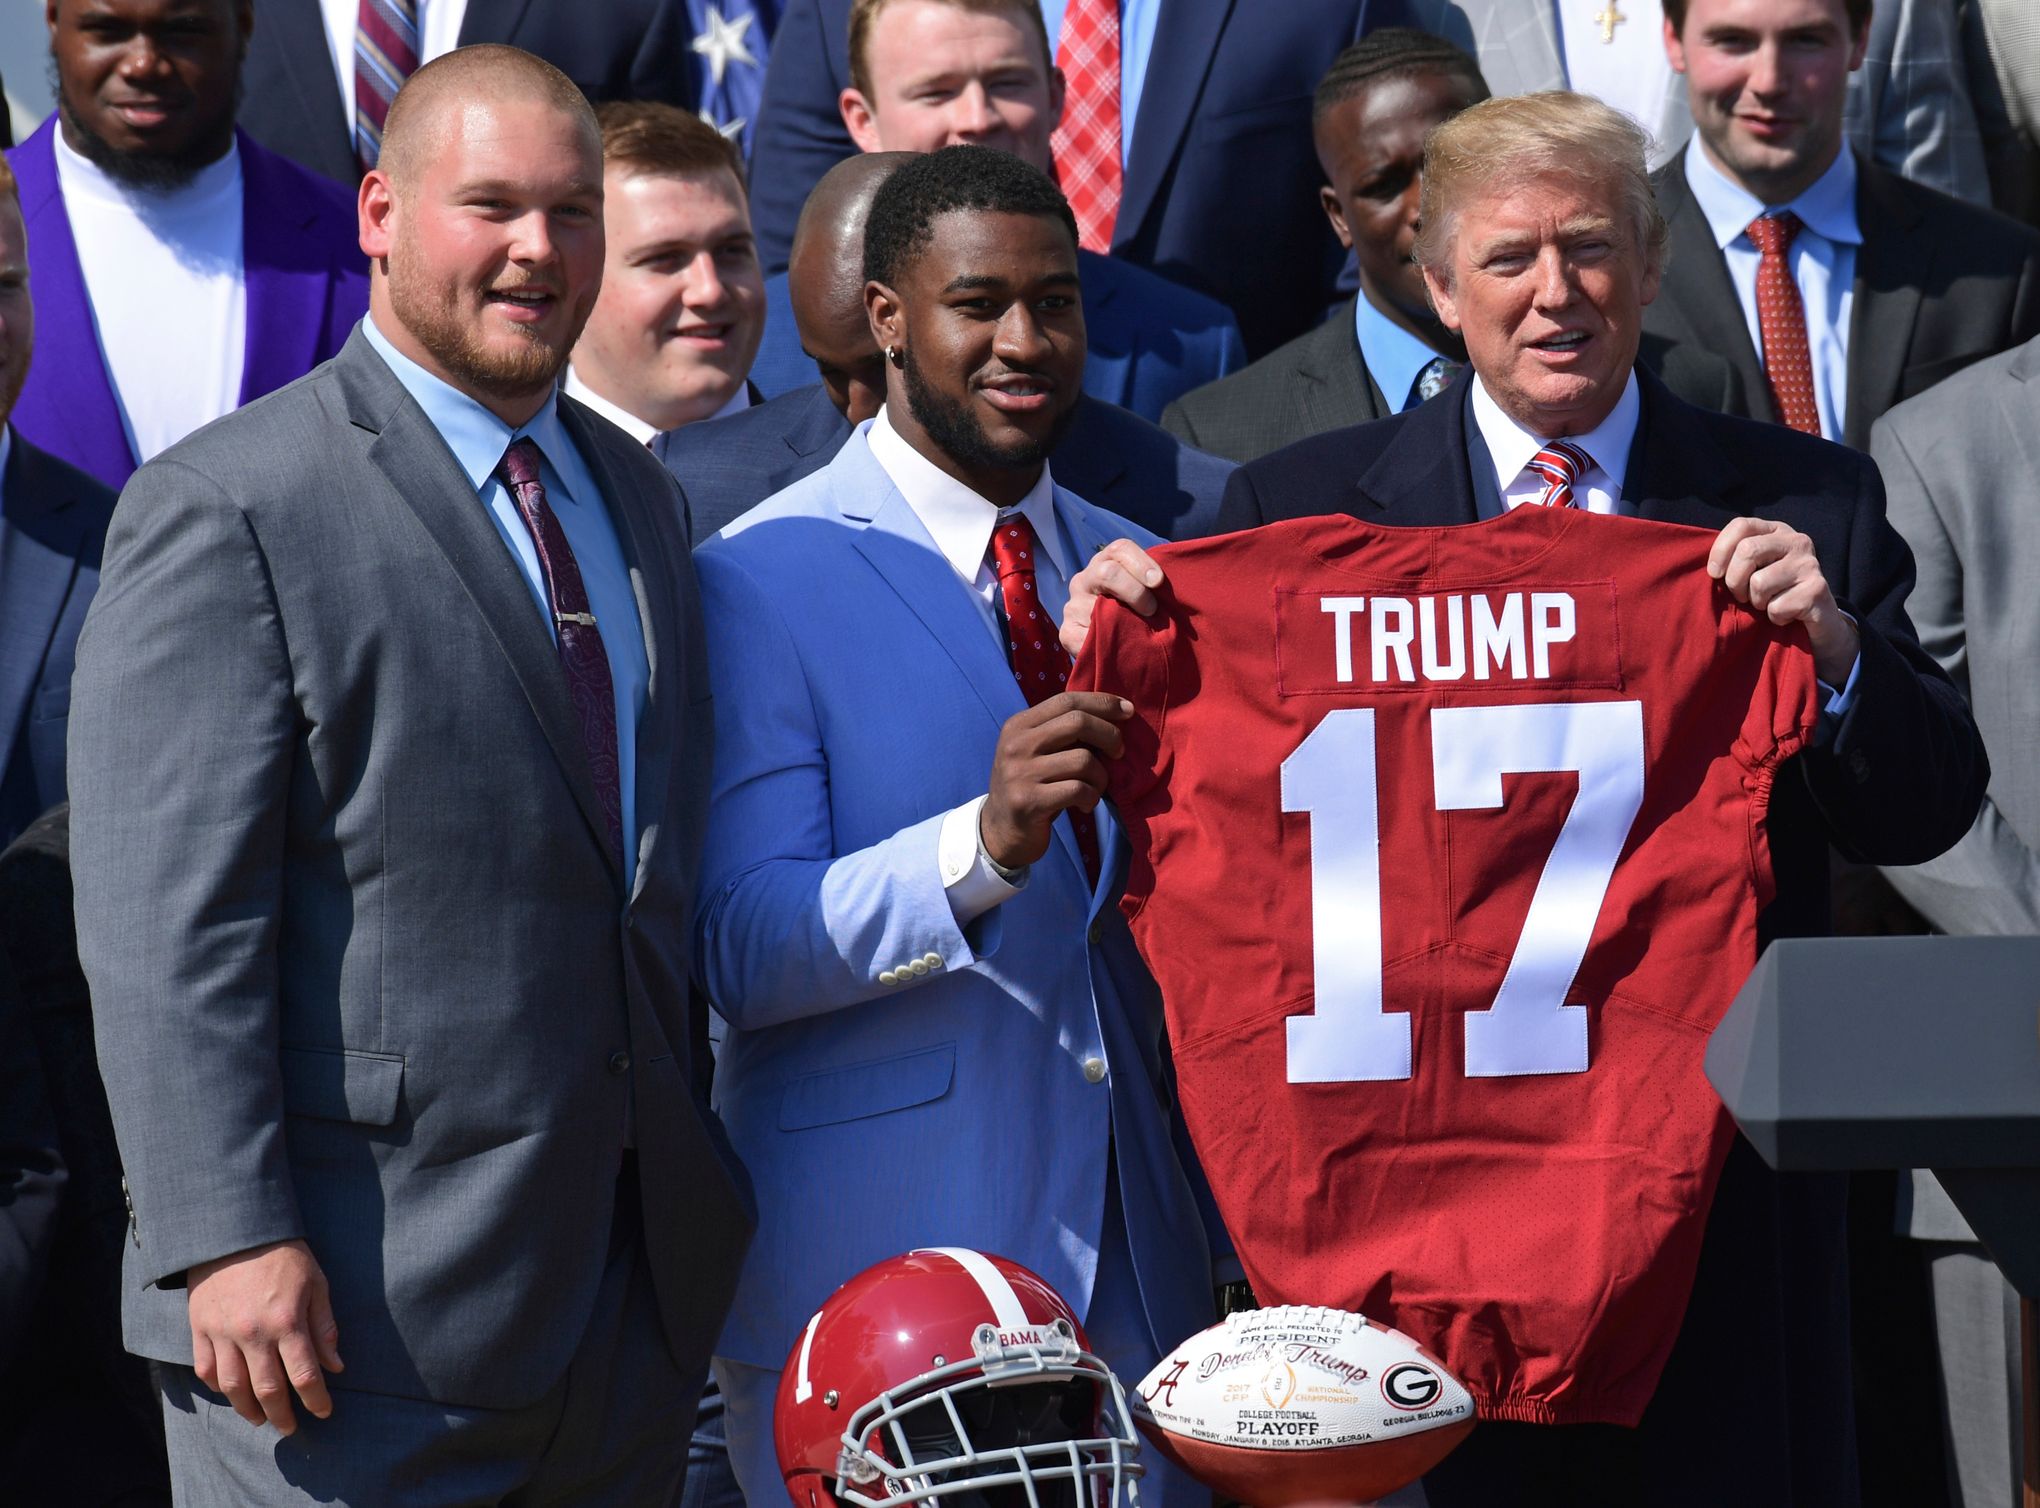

1413,91,1667,283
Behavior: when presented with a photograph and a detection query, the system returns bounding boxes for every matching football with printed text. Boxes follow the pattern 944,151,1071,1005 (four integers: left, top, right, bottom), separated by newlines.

1130,1306,1475,1505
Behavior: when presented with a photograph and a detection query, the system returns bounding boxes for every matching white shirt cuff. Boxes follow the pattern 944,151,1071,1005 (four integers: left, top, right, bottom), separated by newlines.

939,795,1028,925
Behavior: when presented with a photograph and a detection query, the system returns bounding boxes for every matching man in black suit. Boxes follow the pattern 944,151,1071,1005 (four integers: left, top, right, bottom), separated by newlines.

1644,0,2040,451
237,0,707,185
669,150,1234,543
1069,90,1985,1508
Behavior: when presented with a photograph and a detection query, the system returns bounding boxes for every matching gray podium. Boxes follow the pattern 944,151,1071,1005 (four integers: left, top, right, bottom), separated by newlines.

1707,936,2040,1505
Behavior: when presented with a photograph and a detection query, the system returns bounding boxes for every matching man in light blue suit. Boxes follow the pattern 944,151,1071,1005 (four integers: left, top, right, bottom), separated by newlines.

743,0,1245,422
694,147,1217,1508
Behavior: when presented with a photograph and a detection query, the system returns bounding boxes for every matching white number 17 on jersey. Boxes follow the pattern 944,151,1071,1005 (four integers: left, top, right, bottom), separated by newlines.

1280,701,1646,1082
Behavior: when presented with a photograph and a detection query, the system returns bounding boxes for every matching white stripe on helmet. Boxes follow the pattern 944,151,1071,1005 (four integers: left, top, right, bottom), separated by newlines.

913,1247,1032,1331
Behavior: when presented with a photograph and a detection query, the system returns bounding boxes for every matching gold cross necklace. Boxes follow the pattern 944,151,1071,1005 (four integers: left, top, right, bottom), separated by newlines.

1592,0,1627,42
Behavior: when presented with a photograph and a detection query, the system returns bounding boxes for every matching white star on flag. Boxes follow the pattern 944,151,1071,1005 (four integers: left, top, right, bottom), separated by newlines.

691,5,758,88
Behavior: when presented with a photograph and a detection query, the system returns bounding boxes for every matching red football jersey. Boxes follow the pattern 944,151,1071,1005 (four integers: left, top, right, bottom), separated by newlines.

1071,506,1819,1427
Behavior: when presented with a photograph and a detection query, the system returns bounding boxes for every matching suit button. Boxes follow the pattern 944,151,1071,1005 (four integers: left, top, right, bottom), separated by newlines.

908,959,929,978
922,952,943,969
879,970,899,987
1087,921,1103,945
608,1051,631,1075
1082,1056,1106,1084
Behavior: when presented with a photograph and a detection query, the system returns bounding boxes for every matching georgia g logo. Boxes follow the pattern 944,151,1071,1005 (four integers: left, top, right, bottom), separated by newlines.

1381,1363,1443,1411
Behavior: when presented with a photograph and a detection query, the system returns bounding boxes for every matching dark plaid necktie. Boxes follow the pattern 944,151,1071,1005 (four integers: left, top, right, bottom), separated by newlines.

496,439,624,862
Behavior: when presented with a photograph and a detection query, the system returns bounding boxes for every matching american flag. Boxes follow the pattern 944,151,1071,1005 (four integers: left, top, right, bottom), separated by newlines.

688,0,780,157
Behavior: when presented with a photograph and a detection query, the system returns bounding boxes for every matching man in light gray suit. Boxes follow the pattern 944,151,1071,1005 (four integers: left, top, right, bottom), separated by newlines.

1379,0,1991,202
1871,334,2040,1508
68,44,750,1504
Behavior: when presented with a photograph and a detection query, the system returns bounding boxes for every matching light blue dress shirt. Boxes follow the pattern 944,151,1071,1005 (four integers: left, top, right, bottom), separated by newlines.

361,316,650,890
1038,0,1160,166
1683,136,1861,443
1354,293,1452,412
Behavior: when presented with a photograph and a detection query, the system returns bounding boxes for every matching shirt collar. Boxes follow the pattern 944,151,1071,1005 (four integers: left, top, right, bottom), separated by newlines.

562,366,660,445
1353,292,1451,412
364,314,577,499
1684,133,1862,251
865,406,1065,585
1470,370,1640,491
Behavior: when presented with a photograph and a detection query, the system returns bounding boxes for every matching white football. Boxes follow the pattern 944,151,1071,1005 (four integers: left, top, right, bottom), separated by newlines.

1129,1306,1475,1505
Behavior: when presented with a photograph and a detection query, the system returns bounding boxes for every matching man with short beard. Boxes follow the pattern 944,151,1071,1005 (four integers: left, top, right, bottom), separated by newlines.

691,143,1219,1508
67,43,750,1504
5,0,366,492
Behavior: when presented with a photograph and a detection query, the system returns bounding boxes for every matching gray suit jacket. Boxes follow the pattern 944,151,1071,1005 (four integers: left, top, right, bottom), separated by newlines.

1388,0,1990,201
1871,337,2040,1243
1644,149,2040,450
68,328,752,1409
1161,296,1747,463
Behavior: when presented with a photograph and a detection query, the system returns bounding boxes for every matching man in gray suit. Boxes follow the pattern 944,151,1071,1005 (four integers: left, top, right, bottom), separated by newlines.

1871,336,2040,1508
1380,0,1991,202
68,44,750,1504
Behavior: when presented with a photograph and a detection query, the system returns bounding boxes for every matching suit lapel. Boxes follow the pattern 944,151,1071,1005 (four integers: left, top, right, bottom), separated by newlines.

264,0,350,172
0,439,88,758
1045,493,1128,884
1352,374,1480,524
9,121,137,487
563,399,678,903
835,436,1026,736
1117,0,1234,249
339,335,624,885
1847,159,1926,450
1653,157,1773,425
1300,299,1384,428
237,133,328,404
1997,343,2040,506
1626,368,1747,529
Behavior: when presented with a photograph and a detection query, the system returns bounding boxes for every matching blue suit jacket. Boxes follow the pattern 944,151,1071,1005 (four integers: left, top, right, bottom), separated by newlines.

0,434,115,849
692,427,1215,1368
747,0,1365,356
6,119,369,492
668,383,1234,542
749,250,1243,422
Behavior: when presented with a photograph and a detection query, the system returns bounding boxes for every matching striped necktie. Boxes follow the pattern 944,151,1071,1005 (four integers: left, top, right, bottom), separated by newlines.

1523,441,1591,509
355,0,421,175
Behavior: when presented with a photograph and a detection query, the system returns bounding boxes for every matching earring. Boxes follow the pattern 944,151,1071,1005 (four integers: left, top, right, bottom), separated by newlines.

886,345,905,368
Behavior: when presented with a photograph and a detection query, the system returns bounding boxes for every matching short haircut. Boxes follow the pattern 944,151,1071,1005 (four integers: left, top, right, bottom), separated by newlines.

1664,0,1868,34
863,144,1077,287
596,100,746,192
1312,28,1489,127
847,0,1053,100
379,45,597,189
1412,91,1668,281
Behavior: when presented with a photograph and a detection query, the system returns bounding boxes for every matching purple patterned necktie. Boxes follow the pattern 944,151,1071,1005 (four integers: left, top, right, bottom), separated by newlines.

496,439,624,862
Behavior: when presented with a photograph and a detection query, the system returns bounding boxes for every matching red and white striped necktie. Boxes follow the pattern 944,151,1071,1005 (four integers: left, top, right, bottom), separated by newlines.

1522,440,1591,509
1050,0,1122,253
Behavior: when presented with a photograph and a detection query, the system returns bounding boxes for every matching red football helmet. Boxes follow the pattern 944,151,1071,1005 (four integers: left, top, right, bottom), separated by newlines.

775,1248,1145,1508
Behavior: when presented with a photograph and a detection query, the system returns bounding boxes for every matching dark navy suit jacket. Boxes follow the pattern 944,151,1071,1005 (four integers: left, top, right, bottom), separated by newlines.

0,434,116,850
749,250,1244,422
746,0,1366,356
1217,368,1987,1505
6,119,369,492
668,384,1234,543
237,0,722,187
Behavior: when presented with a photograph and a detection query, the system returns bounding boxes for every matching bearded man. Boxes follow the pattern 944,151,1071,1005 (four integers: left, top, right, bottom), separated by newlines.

691,144,1221,1508
67,43,750,1506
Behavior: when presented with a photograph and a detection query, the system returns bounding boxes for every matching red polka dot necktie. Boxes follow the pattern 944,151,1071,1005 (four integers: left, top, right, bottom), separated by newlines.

1050,0,1122,253
1746,212,1823,437
1523,440,1591,508
497,439,625,865
989,514,1100,883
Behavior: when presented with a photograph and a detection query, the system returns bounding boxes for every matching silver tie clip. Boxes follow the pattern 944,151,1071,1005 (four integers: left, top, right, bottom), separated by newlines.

556,611,598,628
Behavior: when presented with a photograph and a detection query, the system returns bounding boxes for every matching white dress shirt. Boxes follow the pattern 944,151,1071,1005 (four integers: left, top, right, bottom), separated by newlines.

1683,135,1861,443
563,365,752,457
864,406,1073,922
319,0,470,144
55,129,246,467
1471,371,1641,517
1558,0,1677,166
